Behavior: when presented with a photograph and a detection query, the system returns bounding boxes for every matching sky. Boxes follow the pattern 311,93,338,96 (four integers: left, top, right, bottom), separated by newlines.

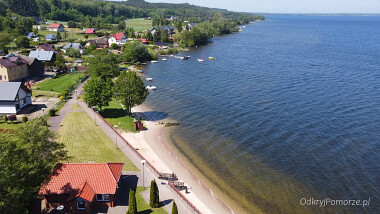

145,0,380,14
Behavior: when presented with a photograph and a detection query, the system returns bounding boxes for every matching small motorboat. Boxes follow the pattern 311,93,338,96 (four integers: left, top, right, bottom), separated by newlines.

208,57,214,60
146,85,157,90
243,26,247,28
146,77,153,81
162,58,167,61
183,56,190,60
151,60,158,63
170,55,174,57
137,70,144,73
197,53,204,62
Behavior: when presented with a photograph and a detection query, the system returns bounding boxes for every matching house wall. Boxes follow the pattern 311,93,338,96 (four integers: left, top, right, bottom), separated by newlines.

92,194,116,207
28,60,44,79
0,102,16,115
0,64,28,82
17,88,32,110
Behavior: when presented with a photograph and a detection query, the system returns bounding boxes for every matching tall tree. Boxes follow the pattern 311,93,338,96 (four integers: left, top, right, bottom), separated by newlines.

84,77,113,111
56,31,62,42
149,179,160,208
127,189,137,214
171,200,178,214
15,36,29,48
114,71,148,115
0,120,67,213
54,53,65,69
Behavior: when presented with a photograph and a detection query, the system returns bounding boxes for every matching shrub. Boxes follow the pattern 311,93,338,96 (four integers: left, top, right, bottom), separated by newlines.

149,179,159,208
3,115,8,123
22,116,28,123
8,115,17,123
49,109,56,116
171,200,178,214
127,189,137,214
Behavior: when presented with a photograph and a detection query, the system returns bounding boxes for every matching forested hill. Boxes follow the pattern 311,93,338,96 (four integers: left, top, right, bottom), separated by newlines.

0,0,263,23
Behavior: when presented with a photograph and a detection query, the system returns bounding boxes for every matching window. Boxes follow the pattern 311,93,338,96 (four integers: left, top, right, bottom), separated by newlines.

96,194,110,201
0,75,2,80
77,201,85,210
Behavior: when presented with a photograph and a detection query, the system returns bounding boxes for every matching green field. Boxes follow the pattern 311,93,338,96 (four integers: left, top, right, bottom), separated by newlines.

136,187,168,214
100,100,136,133
57,111,139,171
37,30,97,41
32,73,85,93
0,121,22,130
125,18,153,31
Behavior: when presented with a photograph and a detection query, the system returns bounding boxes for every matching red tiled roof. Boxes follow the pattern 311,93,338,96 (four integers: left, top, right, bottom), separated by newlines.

68,181,95,202
110,32,125,40
85,28,95,34
39,163,124,196
48,23,63,28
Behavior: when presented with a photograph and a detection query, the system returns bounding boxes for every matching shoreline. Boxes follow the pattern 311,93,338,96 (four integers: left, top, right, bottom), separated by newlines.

121,103,263,214
122,104,234,213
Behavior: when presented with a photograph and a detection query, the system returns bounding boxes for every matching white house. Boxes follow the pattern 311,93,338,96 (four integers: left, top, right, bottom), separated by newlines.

108,32,127,46
0,82,32,115
48,23,65,32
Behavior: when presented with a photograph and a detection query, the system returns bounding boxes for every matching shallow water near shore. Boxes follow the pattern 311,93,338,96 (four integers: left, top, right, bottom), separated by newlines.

143,15,380,213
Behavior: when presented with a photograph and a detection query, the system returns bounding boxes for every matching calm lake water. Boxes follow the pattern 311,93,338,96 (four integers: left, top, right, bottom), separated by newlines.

143,15,380,213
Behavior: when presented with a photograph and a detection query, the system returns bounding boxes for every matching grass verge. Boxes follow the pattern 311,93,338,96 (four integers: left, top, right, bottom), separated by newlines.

57,111,139,171
0,121,22,130
136,186,168,214
100,100,136,133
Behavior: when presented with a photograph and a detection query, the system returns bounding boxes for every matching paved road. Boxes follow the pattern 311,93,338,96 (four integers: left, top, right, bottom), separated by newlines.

48,80,197,214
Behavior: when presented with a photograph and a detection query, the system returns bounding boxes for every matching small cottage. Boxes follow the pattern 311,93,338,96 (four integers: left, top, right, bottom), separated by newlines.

0,82,32,115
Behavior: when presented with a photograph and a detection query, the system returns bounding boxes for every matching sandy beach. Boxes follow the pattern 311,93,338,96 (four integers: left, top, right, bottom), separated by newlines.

119,104,235,214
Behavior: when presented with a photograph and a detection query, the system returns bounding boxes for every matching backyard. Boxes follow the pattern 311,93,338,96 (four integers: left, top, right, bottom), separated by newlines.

57,111,139,171
32,73,85,93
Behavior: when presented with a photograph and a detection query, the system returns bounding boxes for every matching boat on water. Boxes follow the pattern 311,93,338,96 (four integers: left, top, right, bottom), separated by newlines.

162,58,167,61
243,26,246,28
151,60,158,63
208,57,214,60
146,77,153,81
183,56,190,60
197,53,204,62
137,70,144,73
146,85,157,90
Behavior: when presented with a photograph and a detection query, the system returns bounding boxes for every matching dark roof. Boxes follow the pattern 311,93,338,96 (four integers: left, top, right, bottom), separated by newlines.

8,56,28,65
38,43,55,52
0,58,17,68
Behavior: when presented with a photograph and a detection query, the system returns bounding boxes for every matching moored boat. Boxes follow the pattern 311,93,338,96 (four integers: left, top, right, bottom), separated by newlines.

146,77,153,81
146,85,157,90
151,60,158,63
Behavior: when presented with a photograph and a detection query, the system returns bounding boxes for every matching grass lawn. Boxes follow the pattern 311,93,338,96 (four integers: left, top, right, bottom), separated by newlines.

58,111,139,171
38,29,97,41
70,103,82,110
136,186,168,214
32,90,60,98
32,73,85,93
125,18,153,31
0,121,22,130
100,100,136,133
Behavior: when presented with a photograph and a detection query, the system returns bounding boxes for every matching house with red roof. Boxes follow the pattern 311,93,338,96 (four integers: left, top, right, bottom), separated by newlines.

85,28,96,34
48,23,65,32
39,163,124,213
108,32,127,46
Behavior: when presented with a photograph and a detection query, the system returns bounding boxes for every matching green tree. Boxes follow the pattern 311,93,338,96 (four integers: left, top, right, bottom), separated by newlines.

86,44,96,54
127,189,137,214
15,36,29,48
68,20,76,28
32,27,38,36
56,31,62,41
84,77,113,111
84,34,89,39
110,43,119,49
54,53,65,69
88,62,119,80
145,30,153,41
66,48,81,57
0,32,11,47
118,20,126,31
149,179,160,208
114,71,148,115
171,200,178,214
120,42,151,63
0,119,67,213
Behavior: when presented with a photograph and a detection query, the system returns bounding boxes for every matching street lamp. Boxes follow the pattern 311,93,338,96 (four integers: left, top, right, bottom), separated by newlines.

114,125,118,148
75,90,78,104
140,160,146,188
